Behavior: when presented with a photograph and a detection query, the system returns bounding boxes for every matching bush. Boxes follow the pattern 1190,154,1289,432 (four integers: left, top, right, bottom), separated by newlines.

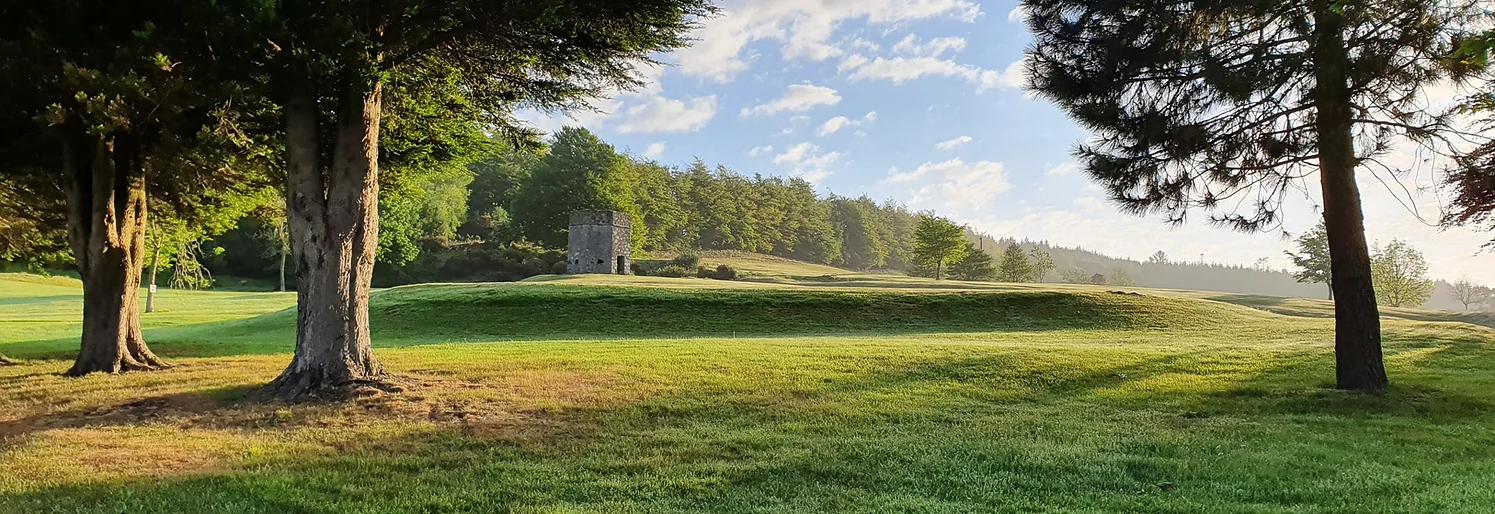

714,264,738,280
654,265,691,278
696,264,737,280
670,253,700,268
630,263,646,276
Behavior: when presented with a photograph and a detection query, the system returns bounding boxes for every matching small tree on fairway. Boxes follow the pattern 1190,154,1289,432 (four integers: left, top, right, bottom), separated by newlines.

1060,268,1091,284
1028,248,1056,282
948,241,996,281
912,215,966,280
1286,221,1335,300
996,243,1034,283
1110,267,1135,287
1371,240,1435,308
1448,275,1487,310
1023,0,1481,390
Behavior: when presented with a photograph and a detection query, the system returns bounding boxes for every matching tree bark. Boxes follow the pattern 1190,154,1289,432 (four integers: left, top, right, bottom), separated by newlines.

1312,5,1387,392
266,73,385,399
62,132,167,376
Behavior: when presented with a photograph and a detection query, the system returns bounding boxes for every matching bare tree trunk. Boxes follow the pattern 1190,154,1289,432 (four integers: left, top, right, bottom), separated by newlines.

63,133,167,376
145,231,160,313
1313,6,1386,392
278,224,287,293
266,74,384,399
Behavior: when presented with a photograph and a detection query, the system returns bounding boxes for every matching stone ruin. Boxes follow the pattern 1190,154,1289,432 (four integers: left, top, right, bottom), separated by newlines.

567,211,631,275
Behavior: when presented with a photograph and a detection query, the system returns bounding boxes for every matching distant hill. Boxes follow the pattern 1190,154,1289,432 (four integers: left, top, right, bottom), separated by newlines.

964,233,1475,311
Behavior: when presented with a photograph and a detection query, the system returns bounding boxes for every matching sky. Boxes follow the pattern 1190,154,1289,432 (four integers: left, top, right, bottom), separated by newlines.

520,0,1495,284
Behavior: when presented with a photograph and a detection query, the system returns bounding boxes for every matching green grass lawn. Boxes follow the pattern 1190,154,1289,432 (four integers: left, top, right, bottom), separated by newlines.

2,262,1494,513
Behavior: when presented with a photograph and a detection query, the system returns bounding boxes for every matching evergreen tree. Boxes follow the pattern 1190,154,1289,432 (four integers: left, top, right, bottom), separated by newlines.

948,241,996,281
1023,0,1480,390
912,215,966,280
242,0,713,398
996,243,1034,283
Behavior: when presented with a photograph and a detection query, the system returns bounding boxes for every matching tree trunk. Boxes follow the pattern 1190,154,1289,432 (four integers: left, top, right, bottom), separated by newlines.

278,226,287,293
62,133,167,376
266,74,385,399
145,234,160,313
1312,6,1387,392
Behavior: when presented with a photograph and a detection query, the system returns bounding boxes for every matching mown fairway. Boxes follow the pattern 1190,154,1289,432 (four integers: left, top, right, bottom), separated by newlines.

2,258,1494,513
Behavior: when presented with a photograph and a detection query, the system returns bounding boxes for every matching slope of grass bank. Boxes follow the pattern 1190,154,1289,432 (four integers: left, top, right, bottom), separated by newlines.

2,269,1494,513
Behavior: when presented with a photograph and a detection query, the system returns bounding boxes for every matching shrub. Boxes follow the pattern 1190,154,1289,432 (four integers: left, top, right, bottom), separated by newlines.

670,253,701,268
714,264,738,280
630,263,646,276
697,264,737,280
654,265,691,278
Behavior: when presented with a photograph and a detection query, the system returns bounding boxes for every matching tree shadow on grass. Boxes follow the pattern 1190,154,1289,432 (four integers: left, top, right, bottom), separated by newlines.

5,346,1495,513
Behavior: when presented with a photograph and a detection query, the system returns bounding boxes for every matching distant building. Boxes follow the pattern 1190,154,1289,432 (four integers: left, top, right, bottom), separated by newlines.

567,211,631,275
1090,273,1106,285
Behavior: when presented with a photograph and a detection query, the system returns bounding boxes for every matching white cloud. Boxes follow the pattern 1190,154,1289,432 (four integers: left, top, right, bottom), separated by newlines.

818,116,853,136
748,145,774,157
643,142,667,159
615,96,719,133
773,141,842,183
838,54,871,72
894,158,1012,212
848,56,978,84
892,35,966,58
816,111,878,136
1073,196,1107,212
978,58,1027,90
936,135,973,150
742,84,842,116
1007,5,1026,22
674,0,982,82
1045,161,1080,176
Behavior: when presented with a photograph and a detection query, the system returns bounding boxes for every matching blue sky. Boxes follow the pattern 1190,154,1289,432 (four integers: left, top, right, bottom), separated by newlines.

521,0,1495,284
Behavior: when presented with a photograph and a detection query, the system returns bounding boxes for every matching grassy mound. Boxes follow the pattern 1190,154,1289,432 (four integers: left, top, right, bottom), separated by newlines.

369,283,1277,340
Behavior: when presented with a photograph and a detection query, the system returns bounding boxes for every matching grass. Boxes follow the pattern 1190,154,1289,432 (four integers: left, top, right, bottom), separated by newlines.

2,257,1495,513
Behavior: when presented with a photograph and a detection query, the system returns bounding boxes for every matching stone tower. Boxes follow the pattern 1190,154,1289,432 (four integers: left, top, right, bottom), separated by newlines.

567,211,632,274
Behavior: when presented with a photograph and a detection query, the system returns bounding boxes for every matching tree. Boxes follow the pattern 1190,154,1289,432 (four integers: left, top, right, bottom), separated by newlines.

1370,239,1435,308
996,243,1034,283
1060,268,1091,284
1146,251,1169,265
1110,267,1135,287
948,241,996,281
1286,221,1334,300
1448,275,1487,310
1023,0,1480,390
912,215,967,280
238,1,712,398
0,0,271,375
512,127,641,251
1028,248,1056,282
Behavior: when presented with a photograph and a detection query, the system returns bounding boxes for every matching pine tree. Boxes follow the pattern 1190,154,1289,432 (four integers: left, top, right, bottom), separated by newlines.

948,241,996,281
1023,0,1481,391
996,243,1034,283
